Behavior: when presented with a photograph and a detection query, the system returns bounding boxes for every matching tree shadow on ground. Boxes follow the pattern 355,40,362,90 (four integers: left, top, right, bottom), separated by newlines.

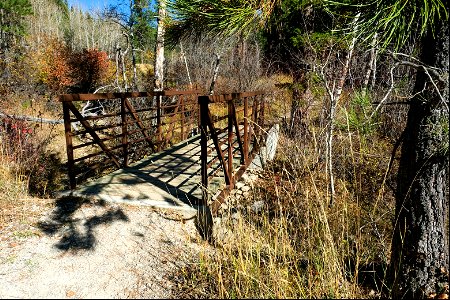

37,196,129,251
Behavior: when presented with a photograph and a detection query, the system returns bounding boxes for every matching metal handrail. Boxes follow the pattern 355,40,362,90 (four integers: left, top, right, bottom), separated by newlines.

198,91,267,214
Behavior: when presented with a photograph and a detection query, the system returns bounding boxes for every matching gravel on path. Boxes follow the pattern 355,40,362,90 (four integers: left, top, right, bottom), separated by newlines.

0,196,209,299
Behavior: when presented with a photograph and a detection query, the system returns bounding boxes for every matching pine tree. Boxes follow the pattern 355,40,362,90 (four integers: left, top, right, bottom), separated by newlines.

0,0,33,52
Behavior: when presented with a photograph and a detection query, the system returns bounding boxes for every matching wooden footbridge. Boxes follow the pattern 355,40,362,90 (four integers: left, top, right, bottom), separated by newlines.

59,90,270,222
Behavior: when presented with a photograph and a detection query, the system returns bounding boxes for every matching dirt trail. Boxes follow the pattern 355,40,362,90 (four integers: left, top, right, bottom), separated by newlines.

0,197,208,299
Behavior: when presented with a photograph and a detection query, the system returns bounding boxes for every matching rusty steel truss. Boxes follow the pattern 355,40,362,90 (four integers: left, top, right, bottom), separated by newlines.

60,90,268,215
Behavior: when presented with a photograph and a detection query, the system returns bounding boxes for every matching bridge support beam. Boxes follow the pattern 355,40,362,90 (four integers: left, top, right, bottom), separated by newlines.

198,95,213,241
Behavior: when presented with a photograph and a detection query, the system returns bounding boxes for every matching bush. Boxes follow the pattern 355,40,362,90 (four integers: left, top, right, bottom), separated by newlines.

337,91,378,135
69,48,110,93
30,36,112,94
0,117,64,197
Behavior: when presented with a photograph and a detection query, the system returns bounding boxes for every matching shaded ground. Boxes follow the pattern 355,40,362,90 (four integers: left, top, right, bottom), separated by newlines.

0,196,209,299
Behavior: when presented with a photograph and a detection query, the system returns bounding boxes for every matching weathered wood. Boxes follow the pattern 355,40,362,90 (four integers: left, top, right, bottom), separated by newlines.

61,89,268,217
0,112,63,124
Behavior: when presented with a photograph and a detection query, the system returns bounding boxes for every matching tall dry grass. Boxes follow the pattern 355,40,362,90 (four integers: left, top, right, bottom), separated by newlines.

174,89,401,299
0,109,66,227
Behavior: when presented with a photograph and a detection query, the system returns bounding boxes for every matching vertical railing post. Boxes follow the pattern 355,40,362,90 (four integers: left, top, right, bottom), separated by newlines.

198,95,213,241
197,94,201,134
227,97,234,188
258,95,265,147
121,97,128,167
199,95,209,206
252,96,259,145
62,101,76,189
243,96,249,164
156,93,162,152
181,95,185,140
259,94,265,129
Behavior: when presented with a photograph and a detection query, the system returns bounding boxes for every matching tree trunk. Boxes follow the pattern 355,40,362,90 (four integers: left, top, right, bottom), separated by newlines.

180,42,192,88
152,0,166,129
209,53,221,95
153,0,165,92
121,47,129,92
326,14,358,208
132,44,138,91
362,33,377,96
115,45,122,92
288,72,308,138
390,18,449,299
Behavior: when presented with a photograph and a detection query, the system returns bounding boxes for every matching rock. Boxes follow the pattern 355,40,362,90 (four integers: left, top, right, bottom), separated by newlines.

66,290,76,298
235,181,245,190
213,223,233,245
265,124,280,161
241,173,249,182
241,185,251,192
249,174,259,181
236,189,243,195
242,191,250,198
251,200,265,213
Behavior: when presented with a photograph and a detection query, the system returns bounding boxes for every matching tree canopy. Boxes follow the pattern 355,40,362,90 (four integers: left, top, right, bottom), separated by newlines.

325,0,448,50
165,0,278,44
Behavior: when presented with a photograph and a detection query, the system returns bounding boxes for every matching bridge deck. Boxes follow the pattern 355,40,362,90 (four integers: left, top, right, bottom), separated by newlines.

58,134,243,218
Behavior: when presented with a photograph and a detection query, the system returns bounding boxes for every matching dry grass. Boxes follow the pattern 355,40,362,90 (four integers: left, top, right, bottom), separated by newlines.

173,89,400,299
1,87,402,298
0,97,68,228
0,157,29,226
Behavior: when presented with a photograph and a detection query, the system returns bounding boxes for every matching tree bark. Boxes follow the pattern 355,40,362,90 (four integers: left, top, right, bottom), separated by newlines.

115,45,122,91
362,33,377,96
180,42,192,88
121,46,129,92
132,42,138,91
209,53,221,95
390,18,449,299
153,0,165,92
152,0,166,128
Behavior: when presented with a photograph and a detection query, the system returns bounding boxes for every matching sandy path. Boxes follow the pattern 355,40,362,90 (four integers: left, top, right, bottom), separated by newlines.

0,197,208,299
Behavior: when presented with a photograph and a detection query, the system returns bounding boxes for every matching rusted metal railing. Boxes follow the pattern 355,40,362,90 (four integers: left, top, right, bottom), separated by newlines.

60,89,269,219
198,92,267,214
60,90,200,189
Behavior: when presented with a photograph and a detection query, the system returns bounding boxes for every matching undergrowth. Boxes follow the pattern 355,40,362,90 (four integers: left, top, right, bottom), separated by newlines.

173,96,399,299
0,112,66,226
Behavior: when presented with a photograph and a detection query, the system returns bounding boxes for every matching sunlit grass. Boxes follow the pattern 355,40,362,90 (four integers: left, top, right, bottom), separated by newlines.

174,89,397,299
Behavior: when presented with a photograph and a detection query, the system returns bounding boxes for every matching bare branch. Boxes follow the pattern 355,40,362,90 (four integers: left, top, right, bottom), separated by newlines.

388,50,446,82
369,61,400,120
369,56,449,119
